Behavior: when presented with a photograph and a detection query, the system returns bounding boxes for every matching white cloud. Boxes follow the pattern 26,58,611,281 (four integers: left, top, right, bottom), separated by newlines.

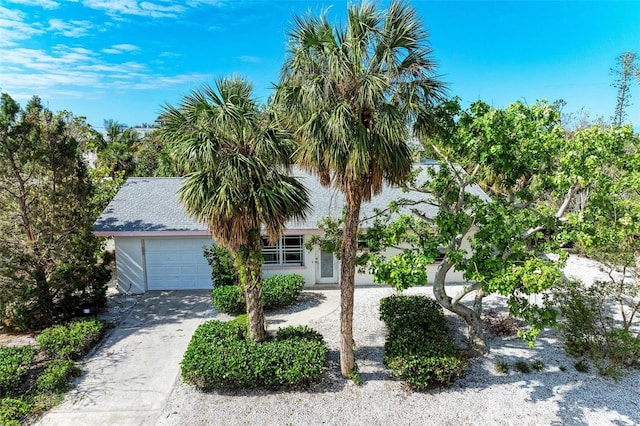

6,0,60,9
81,0,185,18
48,19,93,37
102,43,140,54
0,8,45,46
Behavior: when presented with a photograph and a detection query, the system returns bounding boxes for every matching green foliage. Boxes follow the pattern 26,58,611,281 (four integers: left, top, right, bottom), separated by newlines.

0,398,31,425
261,274,305,310
212,274,305,314
575,360,589,373
379,295,466,389
0,347,36,397
203,244,237,288
531,360,545,371
514,361,531,374
211,285,245,315
181,320,327,390
36,318,105,359
35,360,80,393
0,93,110,331
554,280,640,376
495,361,510,375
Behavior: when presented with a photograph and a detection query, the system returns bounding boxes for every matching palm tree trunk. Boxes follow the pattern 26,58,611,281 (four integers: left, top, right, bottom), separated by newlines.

339,195,362,377
237,231,266,342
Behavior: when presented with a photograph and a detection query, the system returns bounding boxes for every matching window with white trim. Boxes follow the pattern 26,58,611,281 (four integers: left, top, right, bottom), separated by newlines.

261,235,304,266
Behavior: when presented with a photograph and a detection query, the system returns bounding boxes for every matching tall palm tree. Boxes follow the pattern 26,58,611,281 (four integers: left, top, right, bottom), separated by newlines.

159,76,310,342
276,0,445,376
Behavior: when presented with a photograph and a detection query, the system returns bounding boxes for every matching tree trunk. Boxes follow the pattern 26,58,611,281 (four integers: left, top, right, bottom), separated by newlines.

237,231,266,342
635,250,640,289
432,260,488,354
339,195,362,377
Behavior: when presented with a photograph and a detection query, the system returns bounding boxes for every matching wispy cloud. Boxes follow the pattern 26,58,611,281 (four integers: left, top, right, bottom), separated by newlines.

0,7,44,46
7,0,60,9
48,19,94,37
81,0,186,18
239,55,261,63
102,43,140,54
1,42,212,98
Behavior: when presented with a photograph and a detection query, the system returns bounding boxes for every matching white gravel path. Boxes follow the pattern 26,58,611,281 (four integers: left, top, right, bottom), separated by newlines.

156,257,639,426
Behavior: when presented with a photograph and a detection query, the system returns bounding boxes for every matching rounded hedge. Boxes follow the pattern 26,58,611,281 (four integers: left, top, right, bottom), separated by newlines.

181,320,327,390
212,274,305,314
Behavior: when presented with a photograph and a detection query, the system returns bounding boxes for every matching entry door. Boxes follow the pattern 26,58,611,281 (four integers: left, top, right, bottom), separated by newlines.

316,249,338,284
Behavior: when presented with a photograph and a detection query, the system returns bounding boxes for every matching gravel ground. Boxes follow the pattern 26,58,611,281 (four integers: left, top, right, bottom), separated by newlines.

155,256,640,426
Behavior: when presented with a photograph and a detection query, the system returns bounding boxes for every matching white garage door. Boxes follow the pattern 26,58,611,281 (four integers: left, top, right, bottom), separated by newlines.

145,238,213,290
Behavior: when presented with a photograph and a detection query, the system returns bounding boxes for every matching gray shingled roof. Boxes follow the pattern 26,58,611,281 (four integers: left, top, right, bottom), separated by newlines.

93,164,488,235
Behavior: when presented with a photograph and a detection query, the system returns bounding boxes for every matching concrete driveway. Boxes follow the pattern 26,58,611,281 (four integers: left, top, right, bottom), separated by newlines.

37,290,218,426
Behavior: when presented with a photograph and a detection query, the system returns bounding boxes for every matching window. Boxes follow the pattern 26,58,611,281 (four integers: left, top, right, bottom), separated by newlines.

262,235,304,266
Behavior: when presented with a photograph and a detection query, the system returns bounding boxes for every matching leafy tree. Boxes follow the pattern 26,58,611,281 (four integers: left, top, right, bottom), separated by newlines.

611,51,639,126
275,0,445,376
0,93,110,330
357,99,631,353
159,77,310,342
131,130,180,177
96,119,140,177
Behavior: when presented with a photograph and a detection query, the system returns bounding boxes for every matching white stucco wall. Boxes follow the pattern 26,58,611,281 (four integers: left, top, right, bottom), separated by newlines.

113,237,146,294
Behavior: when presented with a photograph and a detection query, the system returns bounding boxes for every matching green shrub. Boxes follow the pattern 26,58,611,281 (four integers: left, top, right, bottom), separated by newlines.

211,274,305,314
379,295,466,389
36,317,105,359
495,360,510,374
514,360,531,374
35,360,80,393
261,274,305,310
203,244,237,288
531,360,545,371
554,280,640,376
211,285,245,314
0,347,36,397
181,320,327,390
0,398,31,426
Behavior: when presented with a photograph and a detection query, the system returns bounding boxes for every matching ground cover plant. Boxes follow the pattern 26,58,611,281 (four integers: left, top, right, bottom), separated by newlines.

181,318,327,390
212,274,305,315
0,317,105,424
379,295,466,389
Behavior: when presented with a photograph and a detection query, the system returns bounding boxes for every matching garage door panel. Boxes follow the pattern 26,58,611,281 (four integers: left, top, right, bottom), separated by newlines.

145,238,213,290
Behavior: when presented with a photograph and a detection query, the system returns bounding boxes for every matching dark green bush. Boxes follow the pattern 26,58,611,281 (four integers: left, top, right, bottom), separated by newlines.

0,347,36,397
211,285,245,314
35,360,80,393
203,244,237,288
262,274,305,310
181,320,327,390
0,398,31,426
380,295,466,389
212,274,305,314
36,317,105,359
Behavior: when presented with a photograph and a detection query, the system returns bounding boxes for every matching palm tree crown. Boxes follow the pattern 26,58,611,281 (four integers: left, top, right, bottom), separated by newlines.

277,0,445,199
160,76,310,250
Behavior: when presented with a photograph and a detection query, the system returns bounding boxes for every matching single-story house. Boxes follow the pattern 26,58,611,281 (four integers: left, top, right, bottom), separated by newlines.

93,163,485,293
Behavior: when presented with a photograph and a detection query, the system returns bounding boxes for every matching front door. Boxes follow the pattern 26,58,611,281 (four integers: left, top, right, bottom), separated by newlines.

316,249,338,284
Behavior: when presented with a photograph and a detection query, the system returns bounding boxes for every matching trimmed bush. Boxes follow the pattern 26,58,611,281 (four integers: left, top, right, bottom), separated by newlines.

261,274,305,310
36,360,80,393
0,398,31,426
212,274,305,314
0,347,36,397
380,295,466,389
36,317,105,359
211,285,245,315
181,320,327,390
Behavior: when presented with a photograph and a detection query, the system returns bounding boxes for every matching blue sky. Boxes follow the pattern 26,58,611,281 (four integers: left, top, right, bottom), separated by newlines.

1,0,639,131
